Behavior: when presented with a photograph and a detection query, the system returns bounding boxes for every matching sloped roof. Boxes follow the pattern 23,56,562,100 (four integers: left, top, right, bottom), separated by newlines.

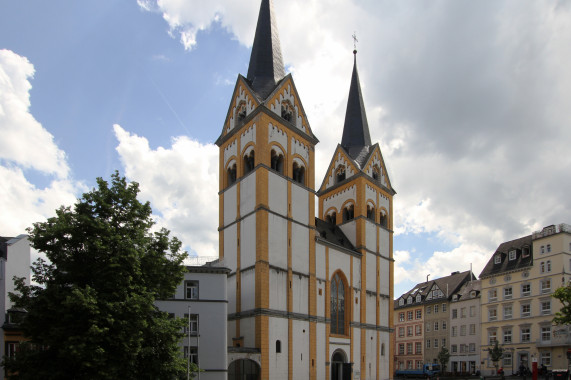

315,218,357,252
452,279,481,301
341,52,372,164
479,235,533,278
246,0,286,100
394,270,475,309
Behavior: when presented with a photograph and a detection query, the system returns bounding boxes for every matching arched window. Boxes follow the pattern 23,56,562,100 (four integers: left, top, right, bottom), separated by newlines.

336,166,346,183
372,165,381,181
270,148,284,174
281,101,293,122
379,209,388,228
227,163,237,186
342,204,354,222
326,212,337,225
292,161,305,185
331,272,346,335
366,204,375,221
236,102,247,122
243,150,255,175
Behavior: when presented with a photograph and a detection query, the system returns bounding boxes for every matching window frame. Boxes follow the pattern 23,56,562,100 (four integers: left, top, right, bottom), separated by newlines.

185,280,199,300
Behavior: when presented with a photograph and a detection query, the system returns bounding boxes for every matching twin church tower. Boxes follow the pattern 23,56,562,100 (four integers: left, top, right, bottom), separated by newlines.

214,1,395,379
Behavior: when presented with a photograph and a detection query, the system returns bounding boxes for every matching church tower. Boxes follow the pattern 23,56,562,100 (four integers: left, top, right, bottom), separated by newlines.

317,49,396,379
217,1,395,379
216,0,319,378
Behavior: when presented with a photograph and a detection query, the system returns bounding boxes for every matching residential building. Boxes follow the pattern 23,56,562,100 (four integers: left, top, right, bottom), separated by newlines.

479,224,571,376
0,235,30,380
156,263,230,380
395,271,475,369
216,0,395,378
449,280,481,374
394,297,424,370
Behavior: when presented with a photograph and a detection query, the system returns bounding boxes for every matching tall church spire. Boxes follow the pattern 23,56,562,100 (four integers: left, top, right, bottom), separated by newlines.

247,0,286,100
341,50,372,161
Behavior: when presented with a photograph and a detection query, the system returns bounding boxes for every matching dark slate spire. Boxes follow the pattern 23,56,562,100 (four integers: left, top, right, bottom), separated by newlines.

341,50,372,161
247,0,286,100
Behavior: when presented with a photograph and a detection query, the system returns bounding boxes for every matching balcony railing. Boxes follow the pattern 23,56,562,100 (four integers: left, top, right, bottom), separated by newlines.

533,223,571,239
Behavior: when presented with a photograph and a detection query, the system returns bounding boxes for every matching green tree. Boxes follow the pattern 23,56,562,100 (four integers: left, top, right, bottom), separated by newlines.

437,346,450,372
3,172,190,380
489,341,504,374
552,282,571,325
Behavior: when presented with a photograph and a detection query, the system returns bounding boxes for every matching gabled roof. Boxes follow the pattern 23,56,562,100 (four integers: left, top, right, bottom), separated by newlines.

341,52,372,163
479,235,533,278
394,270,476,309
246,0,286,100
451,279,481,301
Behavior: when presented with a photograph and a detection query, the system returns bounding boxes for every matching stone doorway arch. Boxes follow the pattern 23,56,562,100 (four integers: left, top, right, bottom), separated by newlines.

331,349,352,380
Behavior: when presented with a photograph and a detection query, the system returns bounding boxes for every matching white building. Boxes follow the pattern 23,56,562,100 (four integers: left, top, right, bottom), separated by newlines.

449,280,481,374
0,234,31,380
156,263,230,380
215,1,395,379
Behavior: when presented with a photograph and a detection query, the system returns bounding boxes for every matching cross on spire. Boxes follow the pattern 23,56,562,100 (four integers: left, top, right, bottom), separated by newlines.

352,32,358,52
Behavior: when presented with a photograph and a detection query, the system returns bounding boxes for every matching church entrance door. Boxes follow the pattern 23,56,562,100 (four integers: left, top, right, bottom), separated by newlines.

228,359,260,380
331,350,351,380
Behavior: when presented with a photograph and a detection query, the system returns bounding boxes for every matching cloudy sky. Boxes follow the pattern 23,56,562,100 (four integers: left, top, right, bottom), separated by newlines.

1,0,570,297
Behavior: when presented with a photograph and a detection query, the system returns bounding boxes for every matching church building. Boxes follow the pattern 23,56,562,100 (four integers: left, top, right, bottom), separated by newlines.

215,1,395,379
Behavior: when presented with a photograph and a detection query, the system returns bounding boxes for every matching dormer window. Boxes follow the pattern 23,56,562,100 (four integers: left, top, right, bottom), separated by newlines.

522,247,530,257
470,290,476,298
416,295,421,302
281,101,293,122
399,298,404,306
335,166,346,183
270,148,284,174
407,296,413,304
494,255,501,264
508,250,516,261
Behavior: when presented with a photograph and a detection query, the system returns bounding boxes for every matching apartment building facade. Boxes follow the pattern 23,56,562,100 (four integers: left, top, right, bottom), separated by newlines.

449,280,481,374
479,224,571,376
395,271,475,369
394,301,424,370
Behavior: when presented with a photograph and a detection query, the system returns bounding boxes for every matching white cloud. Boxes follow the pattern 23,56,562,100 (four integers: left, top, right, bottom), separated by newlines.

113,124,219,257
139,1,571,286
0,49,69,178
0,49,83,238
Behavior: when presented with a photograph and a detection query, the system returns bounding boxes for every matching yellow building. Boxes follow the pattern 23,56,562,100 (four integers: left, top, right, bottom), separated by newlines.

217,1,395,379
479,224,571,376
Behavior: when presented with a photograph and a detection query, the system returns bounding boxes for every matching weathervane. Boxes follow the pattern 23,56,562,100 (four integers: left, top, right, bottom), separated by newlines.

352,32,358,53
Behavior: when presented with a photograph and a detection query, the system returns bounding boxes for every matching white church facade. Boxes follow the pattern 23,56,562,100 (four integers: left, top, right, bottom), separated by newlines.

216,1,395,379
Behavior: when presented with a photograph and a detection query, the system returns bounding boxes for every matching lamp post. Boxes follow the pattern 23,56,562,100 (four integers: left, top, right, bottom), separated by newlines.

187,305,191,380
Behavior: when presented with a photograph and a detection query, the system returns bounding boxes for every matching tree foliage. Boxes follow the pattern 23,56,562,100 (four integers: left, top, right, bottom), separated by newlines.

552,282,571,325
437,346,450,372
4,172,189,379
489,341,504,371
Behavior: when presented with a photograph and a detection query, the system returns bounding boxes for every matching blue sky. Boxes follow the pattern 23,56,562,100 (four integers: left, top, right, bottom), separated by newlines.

1,0,570,297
